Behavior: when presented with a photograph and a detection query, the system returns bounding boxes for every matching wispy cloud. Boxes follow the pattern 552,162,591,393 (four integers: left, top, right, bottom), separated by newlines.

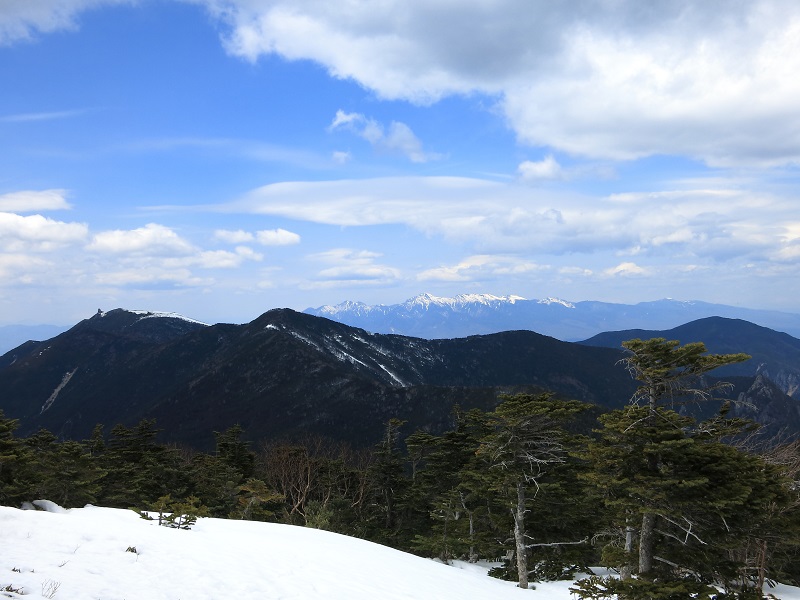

0,0,129,45
0,189,71,212
224,174,800,271
214,228,300,246
305,248,401,288
0,109,89,122
328,110,440,163
418,255,546,282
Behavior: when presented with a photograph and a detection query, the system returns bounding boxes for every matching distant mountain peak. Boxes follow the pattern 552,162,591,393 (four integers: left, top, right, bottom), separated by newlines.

304,293,800,342
537,297,576,308
402,292,527,309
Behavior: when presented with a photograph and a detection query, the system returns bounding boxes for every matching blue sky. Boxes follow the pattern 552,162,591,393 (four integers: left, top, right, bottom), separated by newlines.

1,0,800,326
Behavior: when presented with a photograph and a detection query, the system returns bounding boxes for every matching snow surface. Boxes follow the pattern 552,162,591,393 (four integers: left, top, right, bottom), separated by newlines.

126,310,209,326
2,504,798,600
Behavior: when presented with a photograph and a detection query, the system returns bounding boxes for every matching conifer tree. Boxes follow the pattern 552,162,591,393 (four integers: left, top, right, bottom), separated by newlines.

479,393,587,589
22,430,106,507
365,418,411,546
98,420,188,507
407,407,494,563
576,338,789,599
0,411,28,506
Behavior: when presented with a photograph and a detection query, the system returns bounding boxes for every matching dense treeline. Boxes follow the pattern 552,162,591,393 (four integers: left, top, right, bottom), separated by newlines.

2,338,800,599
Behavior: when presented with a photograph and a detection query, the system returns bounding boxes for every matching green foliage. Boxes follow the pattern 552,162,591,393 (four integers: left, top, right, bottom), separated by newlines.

479,393,591,588
581,337,785,594
98,420,190,508
571,575,723,600
214,425,255,480
231,478,282,521
145,494,210,529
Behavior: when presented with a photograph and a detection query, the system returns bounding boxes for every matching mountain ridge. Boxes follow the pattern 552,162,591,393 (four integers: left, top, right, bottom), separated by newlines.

0,307,632,448
305,293,800,340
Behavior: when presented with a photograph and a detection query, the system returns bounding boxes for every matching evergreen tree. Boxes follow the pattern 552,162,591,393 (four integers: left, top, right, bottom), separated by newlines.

577,338,788,599
22,429,106,507
479,393,588,589
214,425,255,480
407,407,495,563
98,420,189,507
0,412,29,506
364,418,411,547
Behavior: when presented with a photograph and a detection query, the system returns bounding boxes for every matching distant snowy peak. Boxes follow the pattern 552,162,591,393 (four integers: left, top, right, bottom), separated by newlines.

312,293,531,316
402,292,528,310
537,297,576,309
304,293,800,342
316,300,374,317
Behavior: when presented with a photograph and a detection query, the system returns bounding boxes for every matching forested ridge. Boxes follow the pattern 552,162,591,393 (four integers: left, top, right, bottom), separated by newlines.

2,338,799,599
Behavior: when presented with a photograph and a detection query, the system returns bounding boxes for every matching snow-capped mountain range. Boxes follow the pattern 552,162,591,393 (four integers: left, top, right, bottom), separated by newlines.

306,293,800,340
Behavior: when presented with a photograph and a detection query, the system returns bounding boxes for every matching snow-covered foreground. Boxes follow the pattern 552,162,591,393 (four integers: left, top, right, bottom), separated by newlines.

1,504,799,600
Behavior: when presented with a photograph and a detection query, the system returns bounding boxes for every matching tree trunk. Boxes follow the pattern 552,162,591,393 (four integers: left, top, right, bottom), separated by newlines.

513,480,529,589
460,492,478,563
639,512,656,575
621,517,636,580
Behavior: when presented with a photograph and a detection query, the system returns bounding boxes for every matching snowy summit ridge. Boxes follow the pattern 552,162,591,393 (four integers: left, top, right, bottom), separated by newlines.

304,293,800,341
96,308,209,326
317,292,530,316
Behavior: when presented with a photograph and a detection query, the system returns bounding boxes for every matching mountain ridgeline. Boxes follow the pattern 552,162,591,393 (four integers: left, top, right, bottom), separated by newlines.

0,308,798,448
306,293,800,341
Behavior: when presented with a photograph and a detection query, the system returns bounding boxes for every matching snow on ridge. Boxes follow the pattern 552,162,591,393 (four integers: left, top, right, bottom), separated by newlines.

315,300,374,317
537,297,576,309
404,292,528,309
127,309,209,326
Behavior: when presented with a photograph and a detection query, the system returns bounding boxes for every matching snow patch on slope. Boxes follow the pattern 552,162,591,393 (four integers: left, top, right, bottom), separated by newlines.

40,368,77,413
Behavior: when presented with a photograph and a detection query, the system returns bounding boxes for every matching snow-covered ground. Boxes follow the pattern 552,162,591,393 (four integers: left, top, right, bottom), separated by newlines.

1,503,798,600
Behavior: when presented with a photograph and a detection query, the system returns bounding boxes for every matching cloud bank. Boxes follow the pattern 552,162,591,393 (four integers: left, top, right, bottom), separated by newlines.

202,0,800,166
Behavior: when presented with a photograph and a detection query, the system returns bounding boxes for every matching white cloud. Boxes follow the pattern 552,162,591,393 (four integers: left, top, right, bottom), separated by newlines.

332,151,351,164
256,228,300,246
204,0,800,166
328,110,439,163
214,229,254,244
0,0,129,45
225,174,800,268
94,267,207,288
88,223,195,256
0,253,52,281
0,189,71,212
604,262,648,277
162,247,263,269
518,156,563,182
417,255,545,282
0,212,88,251
214,227,300,247
305,248,400,287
